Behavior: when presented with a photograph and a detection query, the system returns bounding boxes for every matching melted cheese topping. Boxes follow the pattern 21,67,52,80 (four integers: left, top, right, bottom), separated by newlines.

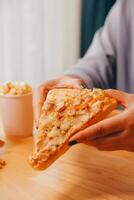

33,88,114,163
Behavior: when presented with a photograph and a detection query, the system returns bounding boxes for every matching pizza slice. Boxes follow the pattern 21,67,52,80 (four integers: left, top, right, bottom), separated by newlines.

29,88,117,170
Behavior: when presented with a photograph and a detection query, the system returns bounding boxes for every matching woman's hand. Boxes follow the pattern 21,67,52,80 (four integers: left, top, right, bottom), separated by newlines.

34,75,86,127
69,89,134,152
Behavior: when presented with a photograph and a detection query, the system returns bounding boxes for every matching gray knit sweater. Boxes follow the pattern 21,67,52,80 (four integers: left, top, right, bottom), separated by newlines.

65,0,134,93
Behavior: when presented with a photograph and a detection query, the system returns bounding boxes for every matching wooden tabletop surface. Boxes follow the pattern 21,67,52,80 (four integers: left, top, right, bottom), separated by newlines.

1,113,134,200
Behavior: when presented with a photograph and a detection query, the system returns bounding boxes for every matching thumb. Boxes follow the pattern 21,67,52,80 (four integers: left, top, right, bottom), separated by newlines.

69,112,125,144
33,86,48,128
57,78,86,89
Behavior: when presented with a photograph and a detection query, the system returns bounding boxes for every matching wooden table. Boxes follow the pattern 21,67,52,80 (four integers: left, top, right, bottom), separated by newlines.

1,116,134,199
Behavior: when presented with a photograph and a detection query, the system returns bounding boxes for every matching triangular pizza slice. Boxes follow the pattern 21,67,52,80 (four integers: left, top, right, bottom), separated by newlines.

29,88,117,170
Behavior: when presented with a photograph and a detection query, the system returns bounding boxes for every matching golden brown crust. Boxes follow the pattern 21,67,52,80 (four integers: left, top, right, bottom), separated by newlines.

29,140,70,170
29,88,117,170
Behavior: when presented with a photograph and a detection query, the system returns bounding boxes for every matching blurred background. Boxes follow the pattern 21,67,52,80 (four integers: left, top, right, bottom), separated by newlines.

0,0,116,86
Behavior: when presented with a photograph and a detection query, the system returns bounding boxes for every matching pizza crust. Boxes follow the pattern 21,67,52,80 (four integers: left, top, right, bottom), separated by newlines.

29,88,117,170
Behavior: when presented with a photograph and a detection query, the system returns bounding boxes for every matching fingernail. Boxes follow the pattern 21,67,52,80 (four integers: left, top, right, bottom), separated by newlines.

68,140,77,146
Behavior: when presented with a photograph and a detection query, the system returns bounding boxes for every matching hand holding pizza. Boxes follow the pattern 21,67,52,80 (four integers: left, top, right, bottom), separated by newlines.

30,88,116,170
69,90,134,152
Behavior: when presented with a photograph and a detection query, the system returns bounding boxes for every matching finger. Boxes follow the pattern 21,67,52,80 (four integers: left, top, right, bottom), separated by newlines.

94,143,125,151
33,79,59,127
89,131,127,147
69,112,125,144
57,79,85,89
56,83,81,89
105,89,133,108
85,130,127,151
33,86,48,127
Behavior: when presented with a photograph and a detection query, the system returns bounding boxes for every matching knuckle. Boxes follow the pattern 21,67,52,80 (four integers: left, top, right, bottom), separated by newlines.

96,125,106,138
126,94,134,106
82,132,90,142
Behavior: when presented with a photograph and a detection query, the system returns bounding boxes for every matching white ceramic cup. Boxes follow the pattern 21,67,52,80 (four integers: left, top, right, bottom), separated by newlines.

0,92,34,137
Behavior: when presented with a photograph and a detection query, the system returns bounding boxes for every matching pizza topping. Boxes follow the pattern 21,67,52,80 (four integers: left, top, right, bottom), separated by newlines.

50,136,65,146
47,127,60,138
67,109,76,116
42,101,52,111
30,88,117,168
56,101,65,111
39,112,58,128
38,90,104,157
90,101,103,114
92,88,105,100
73,98,81,106
60,118,72,132
78,113,91,123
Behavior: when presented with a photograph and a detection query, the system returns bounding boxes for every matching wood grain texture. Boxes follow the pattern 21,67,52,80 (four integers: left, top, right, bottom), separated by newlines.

1,111,134,200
